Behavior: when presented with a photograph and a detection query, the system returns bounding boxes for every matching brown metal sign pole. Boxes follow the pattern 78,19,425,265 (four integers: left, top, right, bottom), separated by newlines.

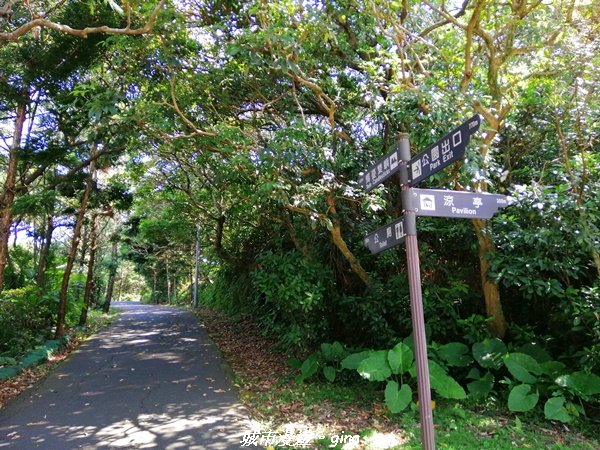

398,133,436,450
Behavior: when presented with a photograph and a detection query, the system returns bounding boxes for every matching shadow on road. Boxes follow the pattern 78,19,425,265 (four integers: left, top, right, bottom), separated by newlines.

0,302,253,449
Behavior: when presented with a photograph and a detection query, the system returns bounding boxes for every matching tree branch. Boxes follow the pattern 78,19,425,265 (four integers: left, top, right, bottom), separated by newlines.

159,77,217,138
0,0,166,42
419,0,469,37
16,145,117,192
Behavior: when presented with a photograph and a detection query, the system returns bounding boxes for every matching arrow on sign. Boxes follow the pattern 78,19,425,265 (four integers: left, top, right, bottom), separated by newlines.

357,147,401,192
364,216,407,254
411,188,513,219
409,115,481,186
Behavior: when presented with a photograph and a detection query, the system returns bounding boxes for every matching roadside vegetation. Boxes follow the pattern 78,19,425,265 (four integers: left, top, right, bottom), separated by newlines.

198,307,599,449
0,307,120,408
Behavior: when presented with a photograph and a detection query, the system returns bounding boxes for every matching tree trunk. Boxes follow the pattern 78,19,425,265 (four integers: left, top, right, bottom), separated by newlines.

166,259,171,303
79,213,98,326
326,193,371,286
471,104,510,338
193,224,201,307
153,269,158,304
78,221,89,271
36,214,55,288
103,240,118,313
0,104,26,293
473,218,507,338
55,153,96,339
12,220,19,247
116,268,124,302
173,276,177,304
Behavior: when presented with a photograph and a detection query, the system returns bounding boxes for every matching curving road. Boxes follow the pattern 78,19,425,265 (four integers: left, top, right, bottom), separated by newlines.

0,302,252,449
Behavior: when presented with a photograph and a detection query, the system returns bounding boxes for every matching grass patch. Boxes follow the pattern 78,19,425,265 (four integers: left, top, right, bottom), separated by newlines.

197,306,599,449
83,308,120,335
242,378,600,449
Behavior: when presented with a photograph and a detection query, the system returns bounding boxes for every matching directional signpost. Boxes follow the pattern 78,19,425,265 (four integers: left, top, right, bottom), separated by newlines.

411,188,512,219
409,114,481,185
364,217,406,255
359,115,514,450
357,147,401,192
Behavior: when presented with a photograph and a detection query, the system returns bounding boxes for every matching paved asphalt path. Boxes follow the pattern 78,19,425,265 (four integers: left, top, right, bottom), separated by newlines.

0,302,253,449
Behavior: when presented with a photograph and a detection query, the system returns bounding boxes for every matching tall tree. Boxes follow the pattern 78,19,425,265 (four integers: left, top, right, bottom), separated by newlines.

102,238,119,313
0,101,26,291
55,151,96,338
79,213,98,326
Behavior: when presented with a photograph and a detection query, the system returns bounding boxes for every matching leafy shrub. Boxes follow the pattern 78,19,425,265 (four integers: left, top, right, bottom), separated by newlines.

0,287,56,357
251,250,332,351
491,184,599,346
298,336,600,422
465,337,600,422
556,283,600,373
200,266,254,315
333,276,411,348
298,338,468,414
4,246,36,290
295,341,350,384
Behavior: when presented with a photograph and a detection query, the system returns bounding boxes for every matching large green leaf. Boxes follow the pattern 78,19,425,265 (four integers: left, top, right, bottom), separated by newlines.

428,360,467,399
298,355,319,382
388,342,414,375
556,371,600,397
357,351,391,382
504,353,542,384
472,338,507,370
540,360,567,379
437,342,472,367
508,384,539,412
516,343,551,363
570,371,600,396
467,371,494,399
385,380,412,414
341,351,372,371
321,342,346,362
323,366,337,383
544,396,572,423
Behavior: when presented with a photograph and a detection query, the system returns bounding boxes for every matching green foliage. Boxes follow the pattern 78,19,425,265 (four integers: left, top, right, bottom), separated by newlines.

556,372,600,399
465,339,599,422
425,360,467,400
472,338,508,370
508,384,539,413
200,267,253,315
544,396,572,423
2,0,599,433
358,350,392,382
491,179,600,372
251,250,332,350
333,276,411,348
436,342,472,368
388,342,414,375
4,246,36,290
0,287,56,357
299,333,600,423
384,380,412,414
504,353,543,384
302,338,466,413
467,370,495,399
295,341,350,384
